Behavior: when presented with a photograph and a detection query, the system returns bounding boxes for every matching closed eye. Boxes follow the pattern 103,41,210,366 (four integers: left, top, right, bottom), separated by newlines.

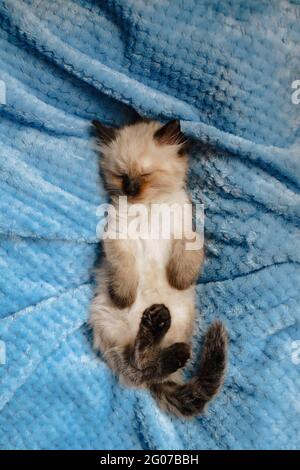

107,169,123,179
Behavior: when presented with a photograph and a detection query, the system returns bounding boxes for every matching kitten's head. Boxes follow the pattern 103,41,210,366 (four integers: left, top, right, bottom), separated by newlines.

93,118,190,202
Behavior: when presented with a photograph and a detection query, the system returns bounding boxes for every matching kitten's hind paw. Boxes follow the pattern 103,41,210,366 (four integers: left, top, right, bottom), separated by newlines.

161,342,191,374
141,304,171,342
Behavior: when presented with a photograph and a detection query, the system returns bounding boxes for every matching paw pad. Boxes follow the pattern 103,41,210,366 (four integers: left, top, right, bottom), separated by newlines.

141,304,171,339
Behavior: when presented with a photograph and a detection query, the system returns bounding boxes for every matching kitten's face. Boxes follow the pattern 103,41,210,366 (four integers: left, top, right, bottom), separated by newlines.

93,119,189,202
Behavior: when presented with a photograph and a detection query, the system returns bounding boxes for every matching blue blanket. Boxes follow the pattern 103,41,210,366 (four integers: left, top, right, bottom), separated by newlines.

0,0,299,450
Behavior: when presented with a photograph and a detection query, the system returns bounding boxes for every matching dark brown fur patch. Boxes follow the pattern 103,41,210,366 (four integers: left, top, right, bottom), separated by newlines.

92,120,117,145
154,120,189,154
134,304,191,377
150,321,228,417
105,304,191,386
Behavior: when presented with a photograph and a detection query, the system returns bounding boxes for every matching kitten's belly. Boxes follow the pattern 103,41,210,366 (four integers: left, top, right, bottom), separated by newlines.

136,237,169,291
128,238,195,344
92,238,195,348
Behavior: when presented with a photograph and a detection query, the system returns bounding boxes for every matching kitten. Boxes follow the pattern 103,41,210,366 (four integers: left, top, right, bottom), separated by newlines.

89,118,228,417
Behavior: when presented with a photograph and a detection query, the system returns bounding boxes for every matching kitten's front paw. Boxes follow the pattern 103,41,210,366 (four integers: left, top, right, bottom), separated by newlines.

166,241,204,290
141,304,171,341
161,342,191,374
108,283,137,309
167,262,195,290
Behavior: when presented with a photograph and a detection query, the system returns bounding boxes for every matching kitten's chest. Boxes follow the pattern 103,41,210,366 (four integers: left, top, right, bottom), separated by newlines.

125,194,187,279
136,237,170,268
128,204,173,270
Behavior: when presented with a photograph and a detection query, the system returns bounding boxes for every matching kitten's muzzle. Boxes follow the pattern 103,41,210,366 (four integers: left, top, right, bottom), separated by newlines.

122,175,141,197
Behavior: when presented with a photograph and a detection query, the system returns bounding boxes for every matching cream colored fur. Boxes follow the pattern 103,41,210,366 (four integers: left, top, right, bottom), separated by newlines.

90,120,203,386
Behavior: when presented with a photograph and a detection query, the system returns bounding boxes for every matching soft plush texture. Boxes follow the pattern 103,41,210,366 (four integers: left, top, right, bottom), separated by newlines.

0,0,299,450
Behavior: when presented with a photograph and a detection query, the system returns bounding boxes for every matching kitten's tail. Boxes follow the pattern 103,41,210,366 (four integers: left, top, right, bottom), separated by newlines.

149,321,228,418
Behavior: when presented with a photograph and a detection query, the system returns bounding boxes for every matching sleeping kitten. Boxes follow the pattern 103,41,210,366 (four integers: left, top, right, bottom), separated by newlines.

90,118,228,417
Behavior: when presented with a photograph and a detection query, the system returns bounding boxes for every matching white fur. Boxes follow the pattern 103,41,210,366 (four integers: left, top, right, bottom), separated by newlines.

90,189,195,353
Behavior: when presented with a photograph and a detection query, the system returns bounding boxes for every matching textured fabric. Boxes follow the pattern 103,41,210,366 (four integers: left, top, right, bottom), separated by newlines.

0,0,299,450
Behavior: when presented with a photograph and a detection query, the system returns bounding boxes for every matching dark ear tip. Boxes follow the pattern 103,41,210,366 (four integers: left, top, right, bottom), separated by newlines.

92,119,117,144
170,119,180,128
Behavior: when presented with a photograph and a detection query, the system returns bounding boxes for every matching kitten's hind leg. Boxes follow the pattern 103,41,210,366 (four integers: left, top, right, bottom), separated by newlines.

134,304,191,378
103,304,190,386
135,303,171,360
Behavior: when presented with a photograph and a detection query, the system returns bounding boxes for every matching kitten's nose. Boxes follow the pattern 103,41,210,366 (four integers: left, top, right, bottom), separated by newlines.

122,175,141,197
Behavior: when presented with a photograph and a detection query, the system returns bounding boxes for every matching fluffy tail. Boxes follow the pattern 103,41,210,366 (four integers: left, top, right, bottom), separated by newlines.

150,321,228,418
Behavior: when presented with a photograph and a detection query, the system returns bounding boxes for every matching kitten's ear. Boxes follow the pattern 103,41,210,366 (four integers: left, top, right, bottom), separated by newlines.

154,119,190,154
92,120,117,145
130,109,150,126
